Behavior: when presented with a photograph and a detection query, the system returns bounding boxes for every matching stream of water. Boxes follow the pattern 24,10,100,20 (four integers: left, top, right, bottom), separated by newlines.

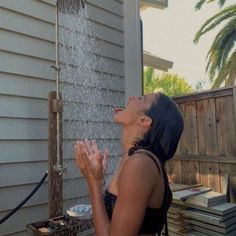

58,2,124,215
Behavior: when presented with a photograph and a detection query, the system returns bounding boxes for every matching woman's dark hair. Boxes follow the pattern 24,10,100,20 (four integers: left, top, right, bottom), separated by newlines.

128,93,184,164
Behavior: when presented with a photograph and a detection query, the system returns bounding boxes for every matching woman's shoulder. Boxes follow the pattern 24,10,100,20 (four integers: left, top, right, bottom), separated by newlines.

129,149,162,169
120,151,162,183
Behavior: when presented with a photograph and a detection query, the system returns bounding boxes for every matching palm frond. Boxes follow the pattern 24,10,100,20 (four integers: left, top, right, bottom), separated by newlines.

195,0,228,11
219,30,236,66
212,50,236,88
194,5,236,43
206,18,236,67
211,63,229,88
195,0,207,11
225,69,236,86
225,51,236,85
218,0,227,7
205,17,236,82
206,51,220,81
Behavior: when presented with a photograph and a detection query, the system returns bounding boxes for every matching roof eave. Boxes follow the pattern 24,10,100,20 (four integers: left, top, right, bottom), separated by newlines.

143,51,173,72
140,0,168,10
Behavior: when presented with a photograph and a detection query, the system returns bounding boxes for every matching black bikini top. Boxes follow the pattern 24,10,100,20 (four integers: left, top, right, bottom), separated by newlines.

103,149,172,235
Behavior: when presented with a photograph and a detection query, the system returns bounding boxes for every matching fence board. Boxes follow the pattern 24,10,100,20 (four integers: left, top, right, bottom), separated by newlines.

181,161,200,185
196,99,206,155
179,103,188,155
199,162,220,192
216,96,236,156
185,102,198,155
233,87,236,126
165,160,182,184
219,163,236,203
204,99,218,156
225,96,236,155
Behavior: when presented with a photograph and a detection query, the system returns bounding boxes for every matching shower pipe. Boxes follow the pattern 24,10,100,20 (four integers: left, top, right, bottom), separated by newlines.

50,3,63,175
51,0,87,175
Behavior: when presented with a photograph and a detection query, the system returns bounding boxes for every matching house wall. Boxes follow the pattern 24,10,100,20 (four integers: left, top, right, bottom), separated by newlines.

0,0,125,235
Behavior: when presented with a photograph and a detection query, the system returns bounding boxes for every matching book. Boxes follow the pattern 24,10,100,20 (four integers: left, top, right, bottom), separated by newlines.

185,191,226,207
173,187,212,201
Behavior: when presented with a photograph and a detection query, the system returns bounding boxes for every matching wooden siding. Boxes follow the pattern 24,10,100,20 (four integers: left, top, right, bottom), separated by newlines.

0,0,124,235
167,86,236,202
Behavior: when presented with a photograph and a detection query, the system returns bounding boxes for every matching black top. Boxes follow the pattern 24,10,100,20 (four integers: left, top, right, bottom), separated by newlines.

103,150,172,235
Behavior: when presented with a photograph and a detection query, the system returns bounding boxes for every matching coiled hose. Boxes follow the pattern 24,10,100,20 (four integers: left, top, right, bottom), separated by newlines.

0,171,48,225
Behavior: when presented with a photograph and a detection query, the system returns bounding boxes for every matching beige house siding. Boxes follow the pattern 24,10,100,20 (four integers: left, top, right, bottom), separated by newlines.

0,0,124,235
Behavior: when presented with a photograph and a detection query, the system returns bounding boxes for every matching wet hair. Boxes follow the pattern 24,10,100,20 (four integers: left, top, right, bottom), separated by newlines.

128,93,184,165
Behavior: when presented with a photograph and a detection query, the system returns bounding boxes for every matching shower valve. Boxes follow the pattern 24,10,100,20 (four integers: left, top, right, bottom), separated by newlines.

53,163,68,176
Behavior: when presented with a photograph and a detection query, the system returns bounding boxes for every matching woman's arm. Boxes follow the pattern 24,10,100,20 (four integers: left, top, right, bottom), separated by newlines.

89,182,110,235
75,140,110,236
111,154,157,236
75,142,159,236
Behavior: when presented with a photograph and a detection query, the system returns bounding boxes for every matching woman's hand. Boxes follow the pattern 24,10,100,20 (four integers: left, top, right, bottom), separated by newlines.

75,140,108,188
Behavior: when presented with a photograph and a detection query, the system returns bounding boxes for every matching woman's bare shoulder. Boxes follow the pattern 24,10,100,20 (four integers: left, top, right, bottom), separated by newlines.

124,152,161,172
119,152,162,187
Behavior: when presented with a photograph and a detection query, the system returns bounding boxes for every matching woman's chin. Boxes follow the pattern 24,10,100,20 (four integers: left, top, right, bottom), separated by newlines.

113,114,122,124
113,117,120,124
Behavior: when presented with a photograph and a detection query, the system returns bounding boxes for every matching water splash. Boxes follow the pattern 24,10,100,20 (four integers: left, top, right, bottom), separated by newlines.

58,4,124,209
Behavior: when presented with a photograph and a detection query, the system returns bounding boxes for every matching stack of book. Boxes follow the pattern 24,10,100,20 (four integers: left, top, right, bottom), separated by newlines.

162,184,236,236
166,204,188,236
185,191,227,207
184,202,236,235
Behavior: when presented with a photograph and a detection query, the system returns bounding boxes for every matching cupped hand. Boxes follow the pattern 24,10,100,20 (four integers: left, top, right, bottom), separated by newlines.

74,140,108,187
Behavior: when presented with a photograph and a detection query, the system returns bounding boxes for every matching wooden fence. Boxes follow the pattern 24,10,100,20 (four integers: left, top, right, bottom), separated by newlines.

167,86,236,202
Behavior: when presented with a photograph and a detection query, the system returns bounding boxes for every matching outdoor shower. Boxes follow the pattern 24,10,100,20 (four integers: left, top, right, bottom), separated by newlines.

51,0,87,177
48,0,87,218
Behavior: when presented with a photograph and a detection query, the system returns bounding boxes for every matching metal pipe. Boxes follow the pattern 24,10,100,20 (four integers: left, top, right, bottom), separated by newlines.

50,4,63,175
55,4,61,172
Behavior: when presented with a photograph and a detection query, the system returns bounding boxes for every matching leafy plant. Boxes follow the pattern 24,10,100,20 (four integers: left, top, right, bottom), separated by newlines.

143,68,194,96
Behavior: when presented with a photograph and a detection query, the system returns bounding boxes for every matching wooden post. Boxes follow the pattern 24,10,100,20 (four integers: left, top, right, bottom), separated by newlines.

48,91,63,218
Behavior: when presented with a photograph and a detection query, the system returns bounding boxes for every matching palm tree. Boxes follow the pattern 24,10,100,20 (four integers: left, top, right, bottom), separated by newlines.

195,0,228,11
194,1,236,88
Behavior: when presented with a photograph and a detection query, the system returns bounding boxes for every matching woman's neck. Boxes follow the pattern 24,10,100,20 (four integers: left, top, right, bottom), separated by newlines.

121,126,139,155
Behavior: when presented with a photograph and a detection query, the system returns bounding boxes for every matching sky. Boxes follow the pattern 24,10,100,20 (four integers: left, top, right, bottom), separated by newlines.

141,0,235,90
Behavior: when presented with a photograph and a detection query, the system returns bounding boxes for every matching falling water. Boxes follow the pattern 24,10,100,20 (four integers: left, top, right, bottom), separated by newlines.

58,2,124,214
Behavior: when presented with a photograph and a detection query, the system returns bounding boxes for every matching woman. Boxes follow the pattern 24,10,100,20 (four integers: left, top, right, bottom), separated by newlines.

75,93,184,236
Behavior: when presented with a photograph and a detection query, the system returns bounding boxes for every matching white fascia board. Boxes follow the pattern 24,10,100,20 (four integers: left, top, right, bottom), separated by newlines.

143,51,173,71
140,0,168,9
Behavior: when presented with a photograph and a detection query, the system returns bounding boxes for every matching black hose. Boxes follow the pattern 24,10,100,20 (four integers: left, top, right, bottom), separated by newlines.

0,171,48,225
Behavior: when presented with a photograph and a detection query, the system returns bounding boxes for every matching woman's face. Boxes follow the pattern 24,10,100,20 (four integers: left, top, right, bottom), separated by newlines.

113,93,158,125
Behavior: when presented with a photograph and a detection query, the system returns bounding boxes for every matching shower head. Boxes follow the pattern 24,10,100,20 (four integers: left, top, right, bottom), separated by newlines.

56,0,86,13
